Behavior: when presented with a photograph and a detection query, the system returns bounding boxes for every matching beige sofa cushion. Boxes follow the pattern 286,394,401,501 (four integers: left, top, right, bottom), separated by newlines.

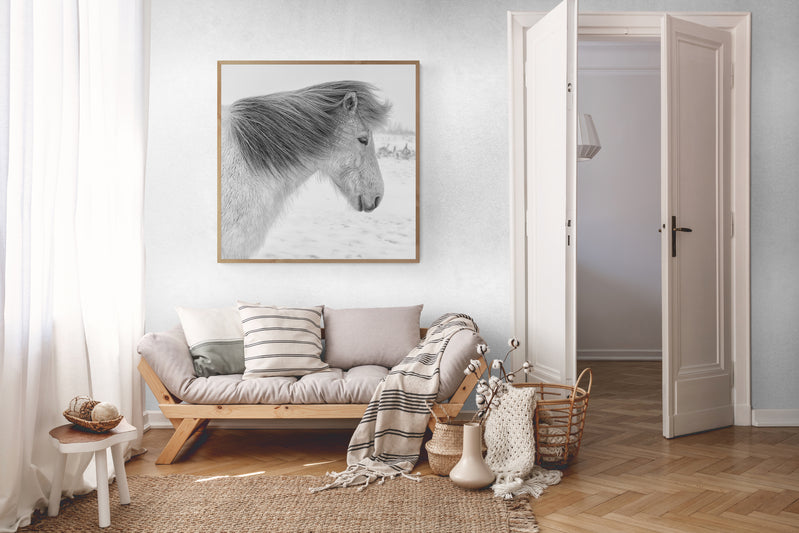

137,324,484,405
323,305,423,369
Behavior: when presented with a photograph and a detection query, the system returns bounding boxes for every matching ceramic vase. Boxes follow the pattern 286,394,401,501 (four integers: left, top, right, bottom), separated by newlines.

448,422,495,489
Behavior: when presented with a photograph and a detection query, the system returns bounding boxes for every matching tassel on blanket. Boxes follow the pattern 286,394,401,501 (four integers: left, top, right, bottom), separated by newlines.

491,467,563,500
310,465,422,493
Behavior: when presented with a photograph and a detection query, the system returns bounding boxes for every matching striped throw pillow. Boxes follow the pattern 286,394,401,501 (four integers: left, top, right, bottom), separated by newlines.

238,302,328,379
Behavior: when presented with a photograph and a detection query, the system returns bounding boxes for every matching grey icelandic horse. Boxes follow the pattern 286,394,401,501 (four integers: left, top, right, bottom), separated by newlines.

220,81,392,259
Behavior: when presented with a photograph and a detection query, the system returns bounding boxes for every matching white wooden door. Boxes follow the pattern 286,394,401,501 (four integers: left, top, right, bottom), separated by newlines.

661,15,733,438
524,0,578,386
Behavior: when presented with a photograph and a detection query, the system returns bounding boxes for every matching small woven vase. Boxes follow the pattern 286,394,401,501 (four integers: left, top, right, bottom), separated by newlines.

448,422,495,489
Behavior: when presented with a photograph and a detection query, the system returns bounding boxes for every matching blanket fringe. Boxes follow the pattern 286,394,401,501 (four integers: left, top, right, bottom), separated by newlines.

491,467,562,500
310,466,422,493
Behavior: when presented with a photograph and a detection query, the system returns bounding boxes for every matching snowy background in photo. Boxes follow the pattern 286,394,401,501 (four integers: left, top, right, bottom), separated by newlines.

220,63,417,260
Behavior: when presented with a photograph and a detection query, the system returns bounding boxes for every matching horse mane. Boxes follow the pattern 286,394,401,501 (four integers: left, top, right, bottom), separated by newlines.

228,81,392,177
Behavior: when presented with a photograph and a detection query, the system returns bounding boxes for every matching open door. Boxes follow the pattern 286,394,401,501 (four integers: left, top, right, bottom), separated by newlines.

524,0,577,386
661,15,733,438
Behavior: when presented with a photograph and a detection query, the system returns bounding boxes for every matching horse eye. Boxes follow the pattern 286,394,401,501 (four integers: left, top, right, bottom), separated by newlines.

358,136,369,146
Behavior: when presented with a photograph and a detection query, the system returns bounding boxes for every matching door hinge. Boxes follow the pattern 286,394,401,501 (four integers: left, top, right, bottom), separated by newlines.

566,219,572,246
567,82,574,109
730,212,735,238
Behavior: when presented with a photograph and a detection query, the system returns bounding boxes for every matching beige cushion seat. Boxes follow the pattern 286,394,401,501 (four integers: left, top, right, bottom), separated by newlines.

137,325,482,406
172,366,388,405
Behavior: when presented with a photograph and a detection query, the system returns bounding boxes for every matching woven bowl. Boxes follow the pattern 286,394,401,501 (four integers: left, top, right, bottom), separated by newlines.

63,410,123,433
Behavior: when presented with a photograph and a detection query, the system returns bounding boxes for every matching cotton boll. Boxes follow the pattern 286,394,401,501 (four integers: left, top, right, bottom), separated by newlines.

91,402,119,422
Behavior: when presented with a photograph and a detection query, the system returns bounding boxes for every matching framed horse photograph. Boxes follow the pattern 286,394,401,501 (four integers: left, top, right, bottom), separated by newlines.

217,60,419,263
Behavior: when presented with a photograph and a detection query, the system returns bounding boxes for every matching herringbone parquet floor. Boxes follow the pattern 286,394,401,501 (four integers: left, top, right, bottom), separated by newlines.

128,361,799,532
537,361,799,532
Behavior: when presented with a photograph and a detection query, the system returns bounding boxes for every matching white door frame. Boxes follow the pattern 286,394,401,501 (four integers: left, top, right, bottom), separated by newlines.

508,11,752,426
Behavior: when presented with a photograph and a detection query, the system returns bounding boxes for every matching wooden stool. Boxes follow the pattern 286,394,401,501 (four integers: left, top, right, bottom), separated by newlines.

48,419,137,528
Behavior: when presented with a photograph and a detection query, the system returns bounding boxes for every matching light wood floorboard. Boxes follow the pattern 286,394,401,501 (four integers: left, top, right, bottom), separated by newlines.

127,361,799,531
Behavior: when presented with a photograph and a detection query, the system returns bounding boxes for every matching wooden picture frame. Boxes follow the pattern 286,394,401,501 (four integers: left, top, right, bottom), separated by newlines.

217,60,420,263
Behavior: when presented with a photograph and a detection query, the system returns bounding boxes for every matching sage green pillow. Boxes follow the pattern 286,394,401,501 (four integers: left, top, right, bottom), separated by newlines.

176,306,245,377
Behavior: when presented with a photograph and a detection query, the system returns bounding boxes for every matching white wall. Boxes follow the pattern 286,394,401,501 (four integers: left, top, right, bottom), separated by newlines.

576,42,661,360
144,0,520,410
145,0,799,414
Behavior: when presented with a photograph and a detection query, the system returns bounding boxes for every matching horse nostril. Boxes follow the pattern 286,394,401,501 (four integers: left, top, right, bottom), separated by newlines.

358,196,364,212
374,196,381,208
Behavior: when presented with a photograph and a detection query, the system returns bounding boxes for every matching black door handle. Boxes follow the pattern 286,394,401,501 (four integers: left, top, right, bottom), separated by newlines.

671,216,692,257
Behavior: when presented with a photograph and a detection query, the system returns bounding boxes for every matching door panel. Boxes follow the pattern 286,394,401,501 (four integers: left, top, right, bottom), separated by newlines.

662,15,733,437
525,0,577,385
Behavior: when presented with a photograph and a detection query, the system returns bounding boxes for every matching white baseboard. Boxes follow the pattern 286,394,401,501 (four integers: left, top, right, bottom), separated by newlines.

144,409,478,430
751,409,799,427
734,403,752,426
577,349,662,361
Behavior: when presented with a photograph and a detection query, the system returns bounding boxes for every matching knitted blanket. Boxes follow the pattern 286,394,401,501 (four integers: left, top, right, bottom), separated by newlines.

484,383,562,499
312,313,478,492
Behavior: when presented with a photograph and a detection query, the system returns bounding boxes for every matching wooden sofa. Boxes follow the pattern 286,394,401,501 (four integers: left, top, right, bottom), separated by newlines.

138,327,485,464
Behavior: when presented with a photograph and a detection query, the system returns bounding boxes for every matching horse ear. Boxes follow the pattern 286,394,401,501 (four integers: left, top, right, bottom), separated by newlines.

342,92,358,114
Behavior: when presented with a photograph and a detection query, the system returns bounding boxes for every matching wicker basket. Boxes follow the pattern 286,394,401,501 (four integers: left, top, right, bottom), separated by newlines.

63,411,123,433
514,367,592,468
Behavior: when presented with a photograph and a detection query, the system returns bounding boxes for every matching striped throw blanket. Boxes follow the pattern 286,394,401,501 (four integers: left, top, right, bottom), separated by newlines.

312,313,479,492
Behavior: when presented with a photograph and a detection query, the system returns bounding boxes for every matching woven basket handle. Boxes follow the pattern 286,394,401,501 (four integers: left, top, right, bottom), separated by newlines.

574,367,593,396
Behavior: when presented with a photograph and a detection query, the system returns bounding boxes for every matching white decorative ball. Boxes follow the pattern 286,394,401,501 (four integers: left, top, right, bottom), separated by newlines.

91,402,119,422
68,395,92,415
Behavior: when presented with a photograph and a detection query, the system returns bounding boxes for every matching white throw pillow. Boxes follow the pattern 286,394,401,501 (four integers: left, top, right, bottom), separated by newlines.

238,302,328,379
176,306,245,377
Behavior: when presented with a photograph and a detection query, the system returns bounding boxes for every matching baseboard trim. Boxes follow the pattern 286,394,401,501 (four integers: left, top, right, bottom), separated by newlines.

752,409,799,427
578,349,662,361
144,409,477,430
734,403,752,426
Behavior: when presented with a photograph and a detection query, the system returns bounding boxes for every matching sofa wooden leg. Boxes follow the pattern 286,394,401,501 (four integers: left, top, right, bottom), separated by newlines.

155,418,208,465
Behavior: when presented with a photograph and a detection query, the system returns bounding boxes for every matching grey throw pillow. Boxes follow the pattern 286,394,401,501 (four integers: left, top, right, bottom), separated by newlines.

323,305,423,369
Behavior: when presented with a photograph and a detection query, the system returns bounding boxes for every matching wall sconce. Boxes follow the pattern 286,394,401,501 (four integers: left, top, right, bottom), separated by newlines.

577,114,601,161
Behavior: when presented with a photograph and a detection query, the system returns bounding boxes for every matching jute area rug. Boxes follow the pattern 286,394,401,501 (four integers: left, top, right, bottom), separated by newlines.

22,474,539,533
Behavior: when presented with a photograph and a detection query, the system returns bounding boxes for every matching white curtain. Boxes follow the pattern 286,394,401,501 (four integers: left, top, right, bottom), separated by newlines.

0,1,149,531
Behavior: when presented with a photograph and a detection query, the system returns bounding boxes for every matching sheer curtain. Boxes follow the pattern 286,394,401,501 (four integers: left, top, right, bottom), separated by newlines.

0,2,149,531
